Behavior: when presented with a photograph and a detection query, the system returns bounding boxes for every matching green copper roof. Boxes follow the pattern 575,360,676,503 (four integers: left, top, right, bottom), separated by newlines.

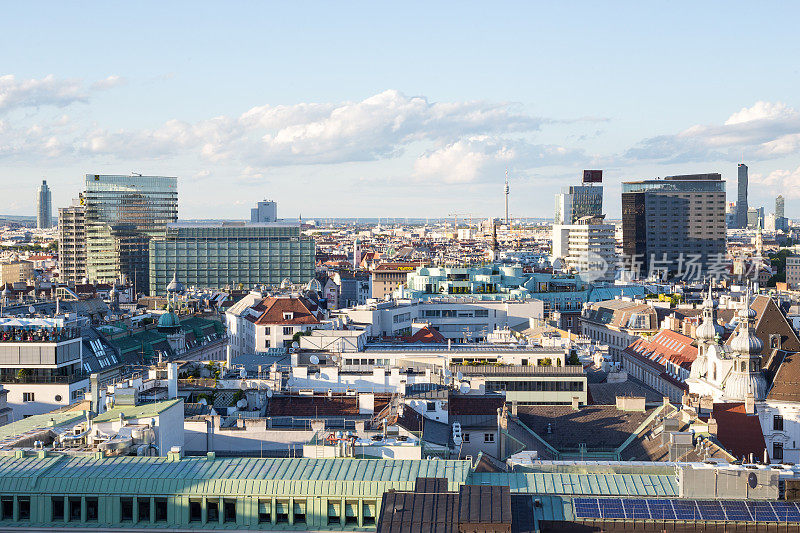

92,399,182,423
468,471,678,497
0,456,472,497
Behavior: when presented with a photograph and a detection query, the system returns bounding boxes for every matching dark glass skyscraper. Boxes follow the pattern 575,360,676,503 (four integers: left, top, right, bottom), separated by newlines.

736,163,748,229
621,174,726,276
84,174,177,292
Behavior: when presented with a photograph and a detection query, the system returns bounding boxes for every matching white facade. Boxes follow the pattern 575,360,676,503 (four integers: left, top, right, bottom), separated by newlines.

3,380,89,419
757,401,800,464
552,219,615,282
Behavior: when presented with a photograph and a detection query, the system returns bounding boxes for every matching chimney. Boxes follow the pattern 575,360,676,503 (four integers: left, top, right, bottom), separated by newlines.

707,415,718,436
511,401,518,417
663,396,671,409
745,393,755,414
572,397,580,411
90,373,100,415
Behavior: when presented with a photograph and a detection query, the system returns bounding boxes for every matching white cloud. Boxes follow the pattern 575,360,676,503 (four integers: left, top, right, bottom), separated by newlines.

90,75,127,90
80,90,552,171
0,74,87,113
753,166,800,199
626,101,800,163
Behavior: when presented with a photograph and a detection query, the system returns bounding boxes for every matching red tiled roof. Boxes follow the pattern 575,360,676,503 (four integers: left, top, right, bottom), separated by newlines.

407,326,446,344
623,329,696,372
253,296,321,326
712,402,767,461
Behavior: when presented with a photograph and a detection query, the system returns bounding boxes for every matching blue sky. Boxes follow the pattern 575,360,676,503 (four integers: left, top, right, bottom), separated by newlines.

2,2,799,220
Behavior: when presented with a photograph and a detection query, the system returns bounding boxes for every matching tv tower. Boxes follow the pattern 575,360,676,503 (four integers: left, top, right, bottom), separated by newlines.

504,170,510,225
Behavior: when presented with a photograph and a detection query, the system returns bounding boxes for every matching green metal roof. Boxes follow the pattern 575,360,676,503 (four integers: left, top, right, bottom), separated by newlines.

92,399,182,423
0,410,87,444
468,471,678,497
0,456,472,497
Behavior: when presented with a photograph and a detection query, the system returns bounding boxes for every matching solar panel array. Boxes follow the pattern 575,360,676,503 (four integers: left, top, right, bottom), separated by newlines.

573,497,800,523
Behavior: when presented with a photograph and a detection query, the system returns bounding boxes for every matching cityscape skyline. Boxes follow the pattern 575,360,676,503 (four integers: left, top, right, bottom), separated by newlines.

2,2,800,219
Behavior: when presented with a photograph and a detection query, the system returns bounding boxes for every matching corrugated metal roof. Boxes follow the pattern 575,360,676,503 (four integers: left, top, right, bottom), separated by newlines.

92,399,182,423
467,472,677,497
0,456,472,497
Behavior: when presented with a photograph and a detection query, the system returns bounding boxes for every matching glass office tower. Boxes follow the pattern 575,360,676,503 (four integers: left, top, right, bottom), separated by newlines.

84,174,178,292
148,222,316,295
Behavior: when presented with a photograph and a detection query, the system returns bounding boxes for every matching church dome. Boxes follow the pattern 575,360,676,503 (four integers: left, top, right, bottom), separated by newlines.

158,305,181,330
689,354,707,380
730,325,763,355
696,318,724,342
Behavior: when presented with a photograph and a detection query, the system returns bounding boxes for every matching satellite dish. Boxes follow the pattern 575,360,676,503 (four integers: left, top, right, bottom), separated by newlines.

292,341,299,349
748,472,758,489
266,388,273,398
198,398,207,406
310,355,320,365
28,306,36,314
331,355,339,362
456,372,463,381
444,370,452,379
239,368,247,379
460,382,471,394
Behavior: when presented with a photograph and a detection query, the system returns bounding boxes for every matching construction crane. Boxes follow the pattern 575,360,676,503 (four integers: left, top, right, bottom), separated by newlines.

447,212,476,231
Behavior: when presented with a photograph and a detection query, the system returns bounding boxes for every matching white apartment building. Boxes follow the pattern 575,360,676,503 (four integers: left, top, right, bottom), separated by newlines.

333,298,544,341
552,216,615,282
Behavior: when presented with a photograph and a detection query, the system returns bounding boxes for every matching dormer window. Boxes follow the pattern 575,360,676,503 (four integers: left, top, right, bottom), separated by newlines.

283,312,294,320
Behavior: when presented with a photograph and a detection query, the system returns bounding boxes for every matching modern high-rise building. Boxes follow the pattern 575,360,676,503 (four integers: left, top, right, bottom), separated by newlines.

148,222,315,295
84,174,177,292
57,199,87,285
736,163,748,229
775,195,788,231
552,173,614,282
621,174,726,277
747,207,764,229
36,180,52,229
554,185,603,225
251,200,277,223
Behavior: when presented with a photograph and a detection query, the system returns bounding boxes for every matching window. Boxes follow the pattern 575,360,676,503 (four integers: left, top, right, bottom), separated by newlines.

120,497,133,522
462,433,470,443
189,500,202,522
774,415,784,432
426,401,437,411
18,497,30,521
69,497,82,521
52,497,65,521
774,442,784,462
275,500,289,523
293,500,306,524
328,501,341,525
264,327,270,335
138,497,150,523
207,499,219,522
155,498,168,522
283,326,294,336
0,497,12,520
264,339,270,348
345,501,358,525
363,501,376,526
55,394,62,402
258,500,271,524
86,498,98,521
223,499,236,523
22,392,34,402
484,433,495,443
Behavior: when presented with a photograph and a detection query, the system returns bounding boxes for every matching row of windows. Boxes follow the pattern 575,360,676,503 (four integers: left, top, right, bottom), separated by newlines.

486,379,585,392
0,495,376,527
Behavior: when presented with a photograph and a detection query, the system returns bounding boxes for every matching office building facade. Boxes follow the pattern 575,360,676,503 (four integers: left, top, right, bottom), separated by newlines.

57,200,87,285
84,175,177,291
554,185,603,225
251,200,278,223
776,195,788,231
36,180,52,229
621,174,726,276
736,163,748,229
148,223,315,295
